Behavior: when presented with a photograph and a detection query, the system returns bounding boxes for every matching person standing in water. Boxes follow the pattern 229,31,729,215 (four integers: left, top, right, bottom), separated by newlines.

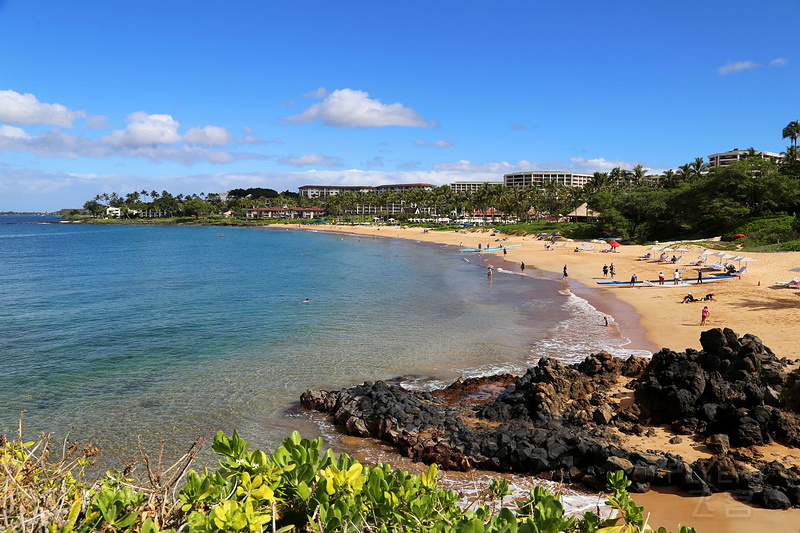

563,265,568,281
487,266,492,279
520,262,525,273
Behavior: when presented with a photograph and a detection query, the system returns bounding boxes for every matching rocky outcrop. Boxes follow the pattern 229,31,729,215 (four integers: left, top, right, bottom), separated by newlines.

301,330,800,509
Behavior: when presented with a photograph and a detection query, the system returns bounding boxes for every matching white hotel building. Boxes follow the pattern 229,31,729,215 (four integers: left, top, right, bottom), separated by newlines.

707,149,782,168
503,171,593,188
449,181,503,193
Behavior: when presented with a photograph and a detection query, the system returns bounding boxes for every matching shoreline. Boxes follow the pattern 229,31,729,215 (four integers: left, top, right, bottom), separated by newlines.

287,223,799,359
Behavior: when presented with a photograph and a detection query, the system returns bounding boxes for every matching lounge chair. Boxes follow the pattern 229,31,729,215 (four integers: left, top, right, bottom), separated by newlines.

581,243,594,250
707,261,726,271
689,256,707,266
637,252,651,261
776,277,800,287
731,266,747,276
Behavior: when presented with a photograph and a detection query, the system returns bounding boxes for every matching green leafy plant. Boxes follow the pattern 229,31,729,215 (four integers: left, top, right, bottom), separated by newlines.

3,425,699,533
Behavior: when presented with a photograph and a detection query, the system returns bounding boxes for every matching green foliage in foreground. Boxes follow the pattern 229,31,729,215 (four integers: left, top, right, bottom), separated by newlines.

1,430,697,533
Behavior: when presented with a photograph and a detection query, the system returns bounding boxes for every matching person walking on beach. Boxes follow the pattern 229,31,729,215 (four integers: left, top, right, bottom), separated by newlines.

503,246,507,256
629,273,637,287
658,271,665,285
563,265,568,281
701,305,709,326
520,262,525,273
697,269,703,284
673,268,680,285
609,263,615,279
603,264,608,278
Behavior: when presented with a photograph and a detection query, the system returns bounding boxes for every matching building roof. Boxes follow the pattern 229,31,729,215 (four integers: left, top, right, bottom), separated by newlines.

566,202,601,218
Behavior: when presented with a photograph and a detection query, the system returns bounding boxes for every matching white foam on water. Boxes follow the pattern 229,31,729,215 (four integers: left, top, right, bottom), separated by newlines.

529,289,653,364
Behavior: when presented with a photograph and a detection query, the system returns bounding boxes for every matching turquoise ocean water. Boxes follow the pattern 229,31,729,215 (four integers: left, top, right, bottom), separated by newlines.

0,215,650,473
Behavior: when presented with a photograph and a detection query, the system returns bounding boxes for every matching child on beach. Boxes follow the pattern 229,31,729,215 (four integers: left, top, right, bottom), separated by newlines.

701,306,709,325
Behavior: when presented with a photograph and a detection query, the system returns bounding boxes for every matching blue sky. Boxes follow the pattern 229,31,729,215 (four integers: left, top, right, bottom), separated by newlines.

1,0,798,211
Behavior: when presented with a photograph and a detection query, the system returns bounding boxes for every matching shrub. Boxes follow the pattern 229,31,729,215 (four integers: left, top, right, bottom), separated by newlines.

1,428,697,532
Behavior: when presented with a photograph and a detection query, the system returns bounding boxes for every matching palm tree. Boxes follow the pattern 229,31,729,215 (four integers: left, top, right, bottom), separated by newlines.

782,120,800,151
631,164,648,186
676,164,692,182
691,157,707,181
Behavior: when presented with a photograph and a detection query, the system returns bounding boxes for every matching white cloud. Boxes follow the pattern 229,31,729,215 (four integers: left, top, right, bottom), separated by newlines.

510,124,525,130
106,111,182,147
718,60,758,74
414,139,428,146
243,126,254,134
278,153,344,167
303,87,329,99
283,88,437,128
0,125,32,139
184,125,234,146
770,57,788,67
433,140,453,148
0,124,267,165
365,156,383,167
237,136,282,145
0,89,86,127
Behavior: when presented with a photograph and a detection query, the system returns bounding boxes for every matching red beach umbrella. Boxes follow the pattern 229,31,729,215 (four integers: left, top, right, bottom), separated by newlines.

609,241,621,248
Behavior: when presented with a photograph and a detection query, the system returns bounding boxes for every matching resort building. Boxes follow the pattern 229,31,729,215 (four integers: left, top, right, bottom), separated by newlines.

374,183,434,194
298,183,434,199
298,185,374,200
707,149,782,168
449,181,503,193
503,171,593,189
245,206,325,220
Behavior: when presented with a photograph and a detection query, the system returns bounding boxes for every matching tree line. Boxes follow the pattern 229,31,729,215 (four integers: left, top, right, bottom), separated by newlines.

81,121,800,244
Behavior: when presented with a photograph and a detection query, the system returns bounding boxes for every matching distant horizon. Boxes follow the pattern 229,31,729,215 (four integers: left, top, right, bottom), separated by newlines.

1,1,797,211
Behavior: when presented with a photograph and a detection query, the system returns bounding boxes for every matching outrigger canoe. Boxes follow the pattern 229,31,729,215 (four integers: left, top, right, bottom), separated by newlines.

460,244,522,253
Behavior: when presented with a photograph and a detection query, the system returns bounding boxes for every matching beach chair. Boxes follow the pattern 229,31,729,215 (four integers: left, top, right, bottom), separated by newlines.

707,261,726,271
581,243,594,251
637,253,651,261
689,256,707,266
679,267,687,274
776,277,800,287
674,256,683,263
732,266,747,276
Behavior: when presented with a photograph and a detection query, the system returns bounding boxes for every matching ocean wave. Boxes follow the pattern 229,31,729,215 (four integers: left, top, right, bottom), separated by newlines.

530,289,653,364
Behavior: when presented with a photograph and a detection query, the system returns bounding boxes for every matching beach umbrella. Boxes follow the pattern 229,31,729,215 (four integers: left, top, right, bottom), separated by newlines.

647,246,662,251
609,241,620,248
701,249,717,255
675,247,690,252
719,253,736,260
790,266,800,272
660,247,675,252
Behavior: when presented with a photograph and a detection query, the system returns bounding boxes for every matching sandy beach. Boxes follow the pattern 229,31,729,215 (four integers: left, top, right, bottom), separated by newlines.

292,223,800,532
